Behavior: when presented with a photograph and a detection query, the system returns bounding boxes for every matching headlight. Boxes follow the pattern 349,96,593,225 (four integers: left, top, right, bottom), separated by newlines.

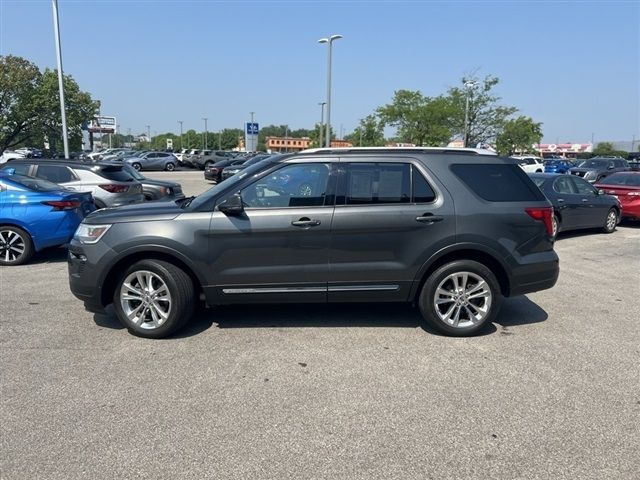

74,224,112,244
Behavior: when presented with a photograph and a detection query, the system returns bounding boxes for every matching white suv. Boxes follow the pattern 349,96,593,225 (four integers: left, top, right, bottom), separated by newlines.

511,156,544,173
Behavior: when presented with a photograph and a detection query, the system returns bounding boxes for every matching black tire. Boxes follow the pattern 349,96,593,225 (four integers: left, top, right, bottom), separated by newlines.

112,259,195,339
132,162,142,171
418,260,502,336
0,226,34,266
602,208,618,234
165,162,176,171
551,214,560,240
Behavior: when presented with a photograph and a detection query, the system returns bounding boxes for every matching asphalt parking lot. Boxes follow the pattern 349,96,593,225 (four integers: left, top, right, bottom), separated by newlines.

1,170,639,479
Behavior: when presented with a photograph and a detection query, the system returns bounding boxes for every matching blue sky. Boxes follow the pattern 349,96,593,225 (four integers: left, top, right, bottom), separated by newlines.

1,0,639,143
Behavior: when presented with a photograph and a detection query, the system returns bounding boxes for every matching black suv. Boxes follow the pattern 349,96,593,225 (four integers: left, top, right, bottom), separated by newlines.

68,148,559,338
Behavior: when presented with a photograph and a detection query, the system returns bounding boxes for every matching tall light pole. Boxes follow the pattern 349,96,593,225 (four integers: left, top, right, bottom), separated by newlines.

178,120,183,151
318,34,342,148
463,80,477,148
51,0,69,159
202,118,208,150
146,125,151,148
318,102,326,148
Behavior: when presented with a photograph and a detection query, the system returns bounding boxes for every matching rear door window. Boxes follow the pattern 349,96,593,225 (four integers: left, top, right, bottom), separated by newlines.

451,163,545,202
553,176,576,194
2,163,32,176
34,165,76,183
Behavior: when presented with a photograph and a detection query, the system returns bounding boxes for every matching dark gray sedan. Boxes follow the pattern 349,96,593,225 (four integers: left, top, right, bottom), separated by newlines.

122,165,184,201
529,173,621,239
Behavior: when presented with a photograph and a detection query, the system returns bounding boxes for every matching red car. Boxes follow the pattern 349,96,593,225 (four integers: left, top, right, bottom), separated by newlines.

595,172,640,220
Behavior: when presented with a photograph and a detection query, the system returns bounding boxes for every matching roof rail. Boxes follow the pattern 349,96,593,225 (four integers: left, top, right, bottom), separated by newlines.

298,146,497,156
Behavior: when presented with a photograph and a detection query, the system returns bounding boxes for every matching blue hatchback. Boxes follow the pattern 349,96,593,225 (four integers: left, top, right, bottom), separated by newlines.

543,159,574,174
0,172,95,265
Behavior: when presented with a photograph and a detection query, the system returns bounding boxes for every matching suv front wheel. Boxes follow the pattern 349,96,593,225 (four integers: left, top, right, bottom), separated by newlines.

418,260,502,336
113,259,195,338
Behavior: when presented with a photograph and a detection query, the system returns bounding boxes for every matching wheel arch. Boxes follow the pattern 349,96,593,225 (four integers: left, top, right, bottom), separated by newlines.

100,249,204,308
411,245,511,301
0,221,38,249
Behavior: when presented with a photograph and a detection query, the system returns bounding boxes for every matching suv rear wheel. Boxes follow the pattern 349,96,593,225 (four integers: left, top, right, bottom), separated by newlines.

418,260,501,336
113,259,195,338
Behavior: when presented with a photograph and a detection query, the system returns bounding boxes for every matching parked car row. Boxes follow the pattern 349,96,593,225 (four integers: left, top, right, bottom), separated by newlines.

0,158,185,265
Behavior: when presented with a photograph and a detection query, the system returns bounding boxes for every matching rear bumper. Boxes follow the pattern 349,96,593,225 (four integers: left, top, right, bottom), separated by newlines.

508,252,559,296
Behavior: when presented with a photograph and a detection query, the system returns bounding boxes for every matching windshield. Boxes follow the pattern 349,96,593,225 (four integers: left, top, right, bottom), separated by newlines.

577,160,607,169
187,159,276,210
598,173,640,187
2,174,65,192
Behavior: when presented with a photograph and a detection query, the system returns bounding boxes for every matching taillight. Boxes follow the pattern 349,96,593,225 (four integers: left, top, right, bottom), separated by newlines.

42,200,81,211
525,207,554,236
99,184,128,193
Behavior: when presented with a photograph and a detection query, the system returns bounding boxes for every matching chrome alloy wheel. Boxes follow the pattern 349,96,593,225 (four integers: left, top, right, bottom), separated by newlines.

433,271,492,328
0,229,26,263
298,183,313,196
119,270,172,330
606,210,617,231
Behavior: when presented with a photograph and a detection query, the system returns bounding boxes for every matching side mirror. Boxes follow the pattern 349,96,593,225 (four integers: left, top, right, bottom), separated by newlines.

218,193,244,216
608,165,615,170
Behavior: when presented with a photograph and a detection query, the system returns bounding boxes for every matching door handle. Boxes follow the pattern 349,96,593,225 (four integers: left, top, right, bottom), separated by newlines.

292,218,321,227
416,215,444,224
581,198,589,202
557,198,564,202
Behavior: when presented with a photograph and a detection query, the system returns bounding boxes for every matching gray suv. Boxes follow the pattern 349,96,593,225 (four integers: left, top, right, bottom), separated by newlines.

2,160,144,209
68,148,559,338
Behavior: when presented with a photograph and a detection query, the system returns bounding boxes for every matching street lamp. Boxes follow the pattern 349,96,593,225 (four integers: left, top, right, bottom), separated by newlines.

463,80,478,148
318,34,342,148
202,117,208,150
318,102,326,148
51,0,69,159
178,120,183,151
249,112,255,151
146,125,151,147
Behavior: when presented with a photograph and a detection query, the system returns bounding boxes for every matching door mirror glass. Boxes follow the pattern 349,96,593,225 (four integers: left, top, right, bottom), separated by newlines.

218,193,244,215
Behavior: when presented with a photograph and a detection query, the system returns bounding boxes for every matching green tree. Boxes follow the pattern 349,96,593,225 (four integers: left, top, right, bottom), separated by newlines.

219,128,243,150
308,123,335,148
0,55,43,152
377,90,455,146
345,115,386,147
446,75,518,146
1,55,99,153
495,116,543,156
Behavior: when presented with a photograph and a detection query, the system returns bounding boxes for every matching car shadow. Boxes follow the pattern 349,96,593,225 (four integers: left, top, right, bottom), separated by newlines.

92,296,547,339
29,246,69,265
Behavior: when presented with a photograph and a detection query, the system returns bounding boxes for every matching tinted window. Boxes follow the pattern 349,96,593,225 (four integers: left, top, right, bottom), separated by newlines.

553,176,576,194
94,167,135,182
571,177,596,195
2,163,31,176
577,160,607,169
35,165,76,183
345,163,410,205
241,163,330,208
3,174,64,192
412,166,436,202
451,163,545,202
598,173,640,186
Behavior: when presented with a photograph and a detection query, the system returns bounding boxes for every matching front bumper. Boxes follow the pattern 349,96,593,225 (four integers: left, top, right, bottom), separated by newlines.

68,240,117,313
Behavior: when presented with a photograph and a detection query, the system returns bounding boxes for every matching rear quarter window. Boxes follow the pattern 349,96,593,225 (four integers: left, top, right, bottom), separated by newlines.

93,167,135,182
451,163,546,202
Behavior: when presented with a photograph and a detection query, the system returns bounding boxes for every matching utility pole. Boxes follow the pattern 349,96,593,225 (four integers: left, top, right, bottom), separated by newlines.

202,118,208,150
178,120,183,150
51,0,69,159
146,125,151,148
318,34,343,148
